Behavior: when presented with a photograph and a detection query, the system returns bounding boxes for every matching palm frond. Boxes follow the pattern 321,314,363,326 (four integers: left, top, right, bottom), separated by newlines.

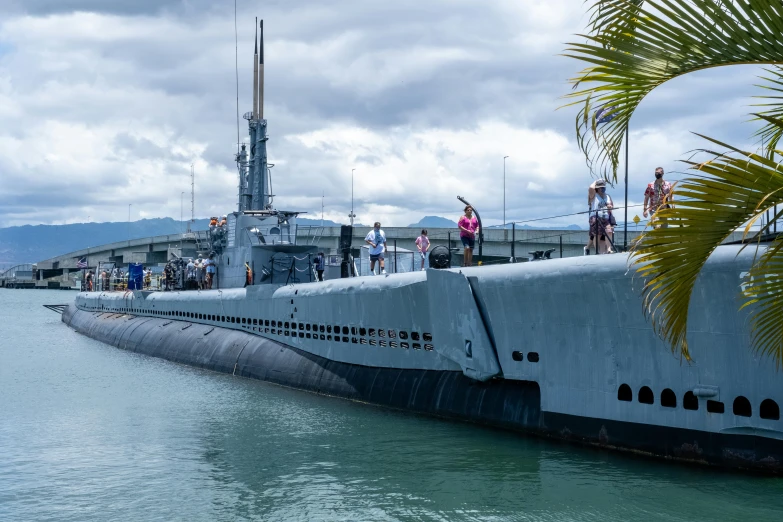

565,0,783,181
753,66,783,157
631,136,783,362
741,235,783,368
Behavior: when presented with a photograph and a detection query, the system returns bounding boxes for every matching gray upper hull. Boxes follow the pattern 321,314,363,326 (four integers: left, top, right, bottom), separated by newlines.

72,245,783,445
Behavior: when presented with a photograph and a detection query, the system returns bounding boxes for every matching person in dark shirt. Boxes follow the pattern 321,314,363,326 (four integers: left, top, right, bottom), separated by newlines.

315,252,325,281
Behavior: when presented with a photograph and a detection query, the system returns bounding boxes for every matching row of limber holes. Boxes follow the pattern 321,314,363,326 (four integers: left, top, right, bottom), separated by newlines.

83,305,435,351
618,384,781,420
247,325,434,351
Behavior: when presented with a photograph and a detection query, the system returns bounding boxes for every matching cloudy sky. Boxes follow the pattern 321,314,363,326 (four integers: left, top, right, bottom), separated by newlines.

0,0,768,228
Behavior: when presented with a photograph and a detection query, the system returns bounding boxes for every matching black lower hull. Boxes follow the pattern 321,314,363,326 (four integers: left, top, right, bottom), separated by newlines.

63,305,782,473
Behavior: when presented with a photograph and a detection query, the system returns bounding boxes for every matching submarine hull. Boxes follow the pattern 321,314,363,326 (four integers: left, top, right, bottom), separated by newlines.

63,304,782,473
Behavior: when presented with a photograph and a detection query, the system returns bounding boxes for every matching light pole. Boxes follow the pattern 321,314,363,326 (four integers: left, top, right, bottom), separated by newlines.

503,156,509,228
348,168,356,226
128,204,132,240
180,192,185,234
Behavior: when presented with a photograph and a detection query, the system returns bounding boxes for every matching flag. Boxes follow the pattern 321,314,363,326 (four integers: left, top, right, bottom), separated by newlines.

76,257,88,269
595,105,616,125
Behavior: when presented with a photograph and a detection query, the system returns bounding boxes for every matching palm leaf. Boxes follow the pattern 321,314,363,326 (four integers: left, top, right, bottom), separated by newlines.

631,136,783,364
741,235,783,368
564,0,783,181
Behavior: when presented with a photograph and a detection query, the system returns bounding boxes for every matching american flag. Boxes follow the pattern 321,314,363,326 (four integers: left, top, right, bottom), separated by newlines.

76,257,88,269
595,105,617,125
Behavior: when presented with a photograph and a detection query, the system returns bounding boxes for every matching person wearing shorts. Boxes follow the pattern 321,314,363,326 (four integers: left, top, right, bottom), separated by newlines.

458,205,479,267
588,179,615,254
365,222,387,275
415,229,430,270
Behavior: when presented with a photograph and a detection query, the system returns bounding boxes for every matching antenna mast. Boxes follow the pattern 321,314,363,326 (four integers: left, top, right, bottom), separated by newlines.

190,163,195,232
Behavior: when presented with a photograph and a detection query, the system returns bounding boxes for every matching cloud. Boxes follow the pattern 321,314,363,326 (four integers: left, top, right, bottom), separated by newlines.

0,1,771,229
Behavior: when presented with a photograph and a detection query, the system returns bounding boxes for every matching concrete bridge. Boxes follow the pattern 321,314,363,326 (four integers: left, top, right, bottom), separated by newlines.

26,224,745,287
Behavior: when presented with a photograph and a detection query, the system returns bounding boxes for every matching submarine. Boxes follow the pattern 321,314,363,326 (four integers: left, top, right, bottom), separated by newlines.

62,19,783,473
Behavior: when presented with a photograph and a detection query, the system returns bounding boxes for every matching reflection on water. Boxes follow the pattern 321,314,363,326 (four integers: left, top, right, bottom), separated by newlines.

1,290,782,522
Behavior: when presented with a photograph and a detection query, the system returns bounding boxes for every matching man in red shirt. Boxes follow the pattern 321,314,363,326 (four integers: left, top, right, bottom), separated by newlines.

643,167,673,228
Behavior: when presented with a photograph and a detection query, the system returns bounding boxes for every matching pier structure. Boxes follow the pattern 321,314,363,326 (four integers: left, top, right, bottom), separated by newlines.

20,226,745,288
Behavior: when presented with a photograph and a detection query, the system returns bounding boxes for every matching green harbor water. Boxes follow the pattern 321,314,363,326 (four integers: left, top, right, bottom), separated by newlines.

1,289,782,521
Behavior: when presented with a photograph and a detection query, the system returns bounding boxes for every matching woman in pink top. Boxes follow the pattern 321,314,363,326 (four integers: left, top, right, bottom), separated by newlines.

415,229,430,271
458,205,479,267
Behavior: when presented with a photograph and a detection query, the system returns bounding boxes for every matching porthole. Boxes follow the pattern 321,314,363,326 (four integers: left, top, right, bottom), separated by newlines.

368,328,376,336
326,325,332,333
342,326,349,335
661,388,677,408
298,332,304,338
638,386,654,404
378,329,386,337
512,351,524,362
617,384,632,402
319,325,325,332
707,400,724,414
411,332,420,341
388,330,397,339
399,331,409,340
320,334,325,340
351,337,358,344
306,324,311,331
359,327,367,336
527,352,539,363
760,399,780,420
299,323,304,330
733,396,752,417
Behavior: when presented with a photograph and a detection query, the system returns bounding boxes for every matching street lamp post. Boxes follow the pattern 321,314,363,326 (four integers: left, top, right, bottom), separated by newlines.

128,204,132,241
180,192,185,235
503,156,509,228
349,168,356,226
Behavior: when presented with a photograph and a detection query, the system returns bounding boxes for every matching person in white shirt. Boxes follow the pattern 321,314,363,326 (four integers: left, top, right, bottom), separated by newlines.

586,179,615,254
364,222,387,275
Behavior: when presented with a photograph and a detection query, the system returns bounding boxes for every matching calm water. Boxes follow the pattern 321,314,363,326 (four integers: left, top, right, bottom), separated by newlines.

1,290,782,521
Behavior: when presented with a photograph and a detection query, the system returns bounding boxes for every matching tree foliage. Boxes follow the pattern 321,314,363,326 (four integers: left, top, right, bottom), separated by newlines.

564,0,783,366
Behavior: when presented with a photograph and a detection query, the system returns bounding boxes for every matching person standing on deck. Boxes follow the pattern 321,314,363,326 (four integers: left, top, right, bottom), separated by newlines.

643,167,673,228
205,255,216,289
415,229,430,270
195,255,205,290
365,222,387,275
458,206,479,267
315,252,325,281
588,179,615,254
